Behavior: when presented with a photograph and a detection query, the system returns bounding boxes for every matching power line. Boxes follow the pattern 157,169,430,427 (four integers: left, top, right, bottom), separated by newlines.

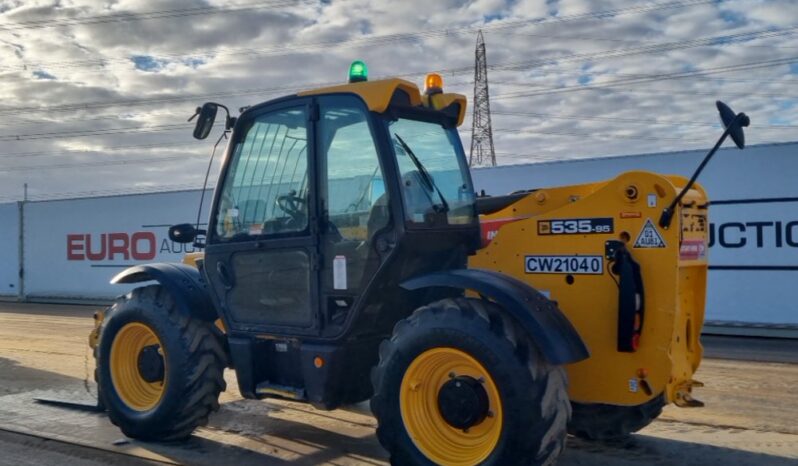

488,73,798,90
0,82,327,116
490,110,798,129
0,110,184,129
2,22,789,117
531,84,798,100
490,127,707,143
2,28,794,134
0,1,310,32
487,26,798,50
490,138,798,162
0,141,197,159
479,76,798,100
3,30,792,121
0,124,192,142
0,0,716,73
0,154,204,173
482,26,798,75
1,60,792,146
2,183,208,202
491,55,798,100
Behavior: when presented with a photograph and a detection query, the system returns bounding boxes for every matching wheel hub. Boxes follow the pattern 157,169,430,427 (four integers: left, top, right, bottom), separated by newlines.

437,375,490,429
137,344,165,383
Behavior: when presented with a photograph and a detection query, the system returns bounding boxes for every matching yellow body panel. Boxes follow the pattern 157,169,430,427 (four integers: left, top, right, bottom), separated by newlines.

470,171,707,406
183,252,204,268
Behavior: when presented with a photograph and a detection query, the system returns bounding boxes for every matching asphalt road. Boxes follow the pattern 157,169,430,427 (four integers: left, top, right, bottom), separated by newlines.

702,334,798,364
0,302,796,465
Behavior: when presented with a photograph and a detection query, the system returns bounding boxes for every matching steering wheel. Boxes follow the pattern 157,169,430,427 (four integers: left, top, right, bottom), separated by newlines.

276,190,307,225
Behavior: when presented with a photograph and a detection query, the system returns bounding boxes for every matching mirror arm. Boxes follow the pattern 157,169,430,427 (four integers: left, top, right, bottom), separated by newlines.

659,114,741,229
193,229,208,249
193,130,229,249
188,107,201,122
207,102,235,129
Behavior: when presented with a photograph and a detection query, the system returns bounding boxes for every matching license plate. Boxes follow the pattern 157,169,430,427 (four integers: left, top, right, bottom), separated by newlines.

524,255,604,275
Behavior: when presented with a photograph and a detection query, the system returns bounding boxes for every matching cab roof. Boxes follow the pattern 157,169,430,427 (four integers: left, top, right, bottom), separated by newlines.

297,78,467,126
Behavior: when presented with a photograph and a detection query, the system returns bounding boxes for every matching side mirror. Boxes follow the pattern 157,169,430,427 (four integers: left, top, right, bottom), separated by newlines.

659,101,751,229
168,223,197,244
192,103,218,140
716,101,750,149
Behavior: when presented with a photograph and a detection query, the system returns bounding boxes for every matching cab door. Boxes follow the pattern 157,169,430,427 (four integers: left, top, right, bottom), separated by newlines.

316,96,393,332
204,99,320,335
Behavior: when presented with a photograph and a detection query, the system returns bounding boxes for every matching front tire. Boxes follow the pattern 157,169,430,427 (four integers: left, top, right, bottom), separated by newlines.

95,285,226,441
370,298,569,466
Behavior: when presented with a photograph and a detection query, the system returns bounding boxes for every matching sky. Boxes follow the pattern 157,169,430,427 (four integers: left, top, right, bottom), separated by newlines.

0,0,796,201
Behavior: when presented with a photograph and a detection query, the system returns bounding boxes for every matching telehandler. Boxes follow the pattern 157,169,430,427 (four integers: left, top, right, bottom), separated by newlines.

89,61,749,465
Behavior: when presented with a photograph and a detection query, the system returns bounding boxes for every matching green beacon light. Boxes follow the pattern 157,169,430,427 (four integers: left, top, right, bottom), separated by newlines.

348,60,368,83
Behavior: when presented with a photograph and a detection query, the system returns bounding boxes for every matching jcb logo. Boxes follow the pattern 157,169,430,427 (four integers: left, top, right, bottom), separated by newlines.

67,232,157,261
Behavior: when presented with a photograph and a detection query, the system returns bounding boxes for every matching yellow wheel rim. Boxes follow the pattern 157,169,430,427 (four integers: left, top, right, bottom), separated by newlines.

110,322,166,411
400,347,503,466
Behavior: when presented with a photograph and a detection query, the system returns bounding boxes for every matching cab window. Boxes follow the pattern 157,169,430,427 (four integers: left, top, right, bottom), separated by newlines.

321,104,388,241
319,97,389,292
387,117,476,227
214,107,309,241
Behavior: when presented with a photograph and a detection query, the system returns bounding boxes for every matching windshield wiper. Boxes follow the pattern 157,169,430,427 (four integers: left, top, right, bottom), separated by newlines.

394,133,449,213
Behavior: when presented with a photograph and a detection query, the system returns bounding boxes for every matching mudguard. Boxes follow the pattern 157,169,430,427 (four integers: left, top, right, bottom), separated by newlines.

401,268,590,365
111,263,217,322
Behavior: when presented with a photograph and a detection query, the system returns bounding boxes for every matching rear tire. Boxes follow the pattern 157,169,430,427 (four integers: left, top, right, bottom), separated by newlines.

95,285,227,441
370,297,569,466
568,394,665,440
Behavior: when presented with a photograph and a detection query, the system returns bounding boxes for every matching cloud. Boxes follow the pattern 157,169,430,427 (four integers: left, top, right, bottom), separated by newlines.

0,0,795,200
32,69,55,79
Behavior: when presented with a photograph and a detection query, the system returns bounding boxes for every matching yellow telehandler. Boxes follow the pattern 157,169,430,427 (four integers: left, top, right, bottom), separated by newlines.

89,62,749,465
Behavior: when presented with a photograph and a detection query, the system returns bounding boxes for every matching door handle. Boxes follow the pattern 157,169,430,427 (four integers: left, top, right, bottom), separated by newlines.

216,261,234,289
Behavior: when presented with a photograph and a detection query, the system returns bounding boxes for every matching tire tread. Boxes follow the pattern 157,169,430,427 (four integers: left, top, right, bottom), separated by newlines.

371,297,569,465
97,285,226,441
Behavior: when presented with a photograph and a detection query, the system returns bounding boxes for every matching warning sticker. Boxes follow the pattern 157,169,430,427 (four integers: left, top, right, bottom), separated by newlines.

634,219,666,248
628,378,639,393
680,239,707,260
333,255,347,290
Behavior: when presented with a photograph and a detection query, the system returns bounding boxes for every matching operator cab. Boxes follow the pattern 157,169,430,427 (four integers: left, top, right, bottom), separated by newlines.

186,64,478,353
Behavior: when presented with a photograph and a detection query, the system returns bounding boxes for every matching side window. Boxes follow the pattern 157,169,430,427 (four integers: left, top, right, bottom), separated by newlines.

321,102,388,242
319,99,389,294
215,107,308,240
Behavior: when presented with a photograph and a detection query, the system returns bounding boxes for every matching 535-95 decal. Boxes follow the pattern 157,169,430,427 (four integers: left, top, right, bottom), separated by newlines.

538,218,614,235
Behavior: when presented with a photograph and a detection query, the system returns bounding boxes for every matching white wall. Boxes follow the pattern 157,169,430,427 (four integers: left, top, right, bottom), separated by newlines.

2,142,796,327
0,202,19,296
472,142,798,325
23,190,209,300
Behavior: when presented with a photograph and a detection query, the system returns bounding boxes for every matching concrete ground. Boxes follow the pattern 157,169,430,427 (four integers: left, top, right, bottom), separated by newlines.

0,302,796,465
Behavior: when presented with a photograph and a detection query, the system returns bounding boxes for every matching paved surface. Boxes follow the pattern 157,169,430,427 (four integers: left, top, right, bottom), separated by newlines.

702,334,798,364
0,302,796,465
0,429,157,466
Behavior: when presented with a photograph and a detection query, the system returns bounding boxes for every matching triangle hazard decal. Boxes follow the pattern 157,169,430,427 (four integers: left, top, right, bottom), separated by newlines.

634,219,666,248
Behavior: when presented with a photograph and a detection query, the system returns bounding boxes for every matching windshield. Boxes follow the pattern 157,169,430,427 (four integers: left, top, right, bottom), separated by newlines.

388,118,476,227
